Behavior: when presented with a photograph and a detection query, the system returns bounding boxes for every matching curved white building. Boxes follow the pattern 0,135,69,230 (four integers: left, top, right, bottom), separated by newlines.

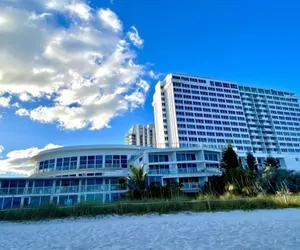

0,144,223,209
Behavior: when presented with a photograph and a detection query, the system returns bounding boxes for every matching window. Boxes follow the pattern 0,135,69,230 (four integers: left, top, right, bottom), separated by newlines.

57,158,63,170
176,153,196,161
70,157,77,169
79,156,87,169
204,154,218,161
149,154,169,163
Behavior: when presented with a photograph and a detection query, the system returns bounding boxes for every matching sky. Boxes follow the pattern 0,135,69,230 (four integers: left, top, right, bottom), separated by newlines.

0,0,300,174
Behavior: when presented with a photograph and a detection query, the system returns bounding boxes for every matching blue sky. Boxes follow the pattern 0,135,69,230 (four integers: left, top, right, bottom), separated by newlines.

0,0,300,173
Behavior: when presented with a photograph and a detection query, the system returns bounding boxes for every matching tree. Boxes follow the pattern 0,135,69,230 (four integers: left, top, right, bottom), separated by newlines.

220,144,244,192
264,156,280,169
246,151,258,179
220,144,241,171
128,165,147,199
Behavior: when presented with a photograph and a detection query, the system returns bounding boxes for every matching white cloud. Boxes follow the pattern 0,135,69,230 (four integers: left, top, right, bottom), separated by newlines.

0,143,62,175
0,96,11,107
148,70,162,80
127,26,144,48
15,108,29,116
19,93,31,102
0,1,149,130
98,8,122,32
0,145,4,154
66,3,91,20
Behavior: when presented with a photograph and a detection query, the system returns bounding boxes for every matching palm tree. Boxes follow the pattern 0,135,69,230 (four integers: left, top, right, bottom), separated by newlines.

128,165,147,199
130,165,147,189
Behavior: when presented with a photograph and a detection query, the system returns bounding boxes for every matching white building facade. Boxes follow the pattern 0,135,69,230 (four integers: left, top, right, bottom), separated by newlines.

153,73,300,169
0,145,223,209
125,124,156,147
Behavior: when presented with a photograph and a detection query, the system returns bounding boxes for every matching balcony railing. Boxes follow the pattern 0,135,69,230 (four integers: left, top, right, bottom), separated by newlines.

148,167,222,175
0,184,125,196
181,182,200,189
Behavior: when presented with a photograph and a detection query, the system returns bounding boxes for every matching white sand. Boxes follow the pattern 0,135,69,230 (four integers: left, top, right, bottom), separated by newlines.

1,209,300,250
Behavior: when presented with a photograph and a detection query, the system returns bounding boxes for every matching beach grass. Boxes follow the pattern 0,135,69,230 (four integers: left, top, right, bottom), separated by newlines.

1,194,300,221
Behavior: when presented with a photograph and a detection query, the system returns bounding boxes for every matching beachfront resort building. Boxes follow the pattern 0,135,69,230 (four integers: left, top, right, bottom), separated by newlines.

0,144,223,209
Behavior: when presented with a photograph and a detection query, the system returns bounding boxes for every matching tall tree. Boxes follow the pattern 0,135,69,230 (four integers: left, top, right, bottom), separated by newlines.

220,144,243,184
264,156,280,169
246,151,258,173
220,144,241,171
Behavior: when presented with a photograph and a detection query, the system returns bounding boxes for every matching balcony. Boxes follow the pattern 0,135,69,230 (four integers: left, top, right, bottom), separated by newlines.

148,169,171,175
180,182,200,190
0,185,125,196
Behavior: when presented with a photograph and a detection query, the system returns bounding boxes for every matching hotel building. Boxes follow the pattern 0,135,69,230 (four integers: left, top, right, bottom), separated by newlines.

125,124,156,147
0,145,222,209
153,73,300,168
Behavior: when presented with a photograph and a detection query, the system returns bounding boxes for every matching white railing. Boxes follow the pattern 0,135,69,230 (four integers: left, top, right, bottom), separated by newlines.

0,184,125,196
181,182,200,189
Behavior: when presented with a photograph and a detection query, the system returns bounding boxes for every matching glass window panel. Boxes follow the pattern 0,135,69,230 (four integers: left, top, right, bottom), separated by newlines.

95,179,103,185
44,180,53,187
30,197,40,207
56,158,63,170
105,155,112,164
86,194,94,202
79,156,87,169
1,180,9,188
35,180,44,187
12,197,21,208
70,179,79,186
87,179,95,185
44,160,49,169
40,196,51,206
88,156,95,168
3,198,12,209
18,180,26,188
39,161,44,170
10,180,18,188
61,179,70,186
94,194,103,203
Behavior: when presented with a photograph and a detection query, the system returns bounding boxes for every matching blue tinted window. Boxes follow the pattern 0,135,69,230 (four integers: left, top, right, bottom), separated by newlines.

56,158,63,170
63,158,70,170
95,155,103,168
105,155,112,164
3,198,12,209
70,157,77,169
12,197,21,208
44,160,49,169
39,161,44,170
80,156,87,169
88,156,95,168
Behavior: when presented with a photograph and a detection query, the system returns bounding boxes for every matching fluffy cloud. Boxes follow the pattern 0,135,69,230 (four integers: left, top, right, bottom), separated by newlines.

98,8,122,32
127,26,144,48
0,145,4,154
148,70,162,80
0,0,149,130
0,143,62,175
0,96,11,107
